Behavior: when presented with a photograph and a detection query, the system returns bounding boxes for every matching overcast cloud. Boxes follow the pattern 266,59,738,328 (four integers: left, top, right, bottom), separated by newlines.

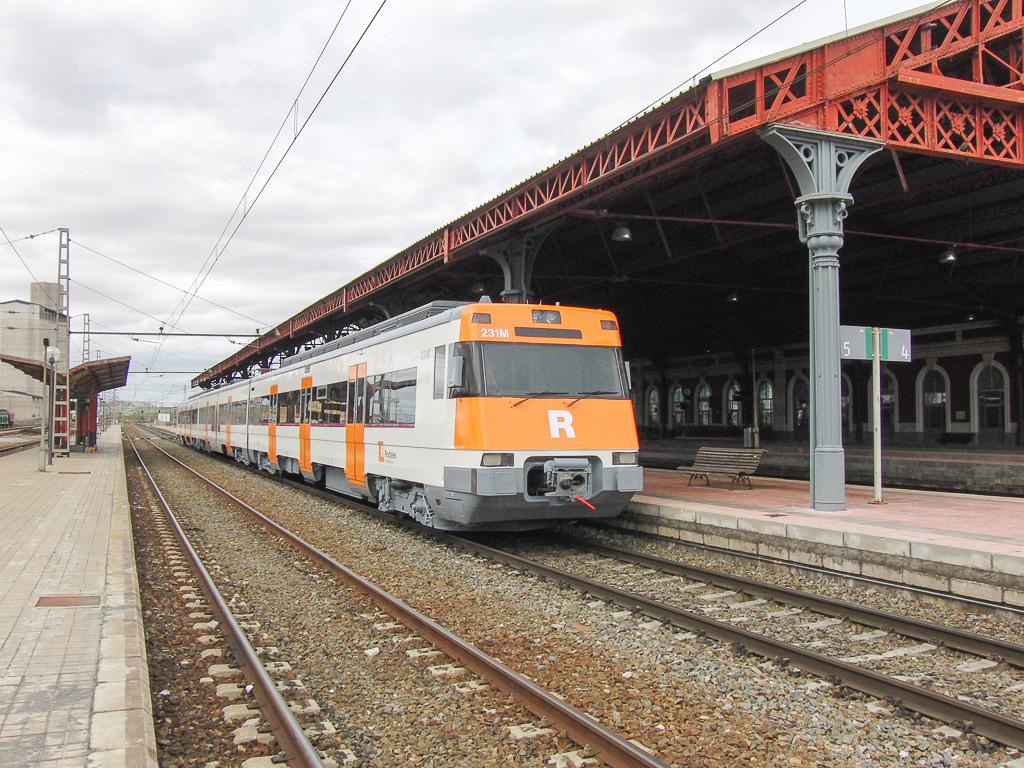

0,0,938,405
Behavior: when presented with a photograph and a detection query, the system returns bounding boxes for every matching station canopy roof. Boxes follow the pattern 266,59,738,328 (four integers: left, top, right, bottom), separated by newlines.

0,354,130,394
195,0,1024,388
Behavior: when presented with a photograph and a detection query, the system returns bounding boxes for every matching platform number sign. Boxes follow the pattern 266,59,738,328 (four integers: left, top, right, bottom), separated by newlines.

839,325,911,505
839,326,911,363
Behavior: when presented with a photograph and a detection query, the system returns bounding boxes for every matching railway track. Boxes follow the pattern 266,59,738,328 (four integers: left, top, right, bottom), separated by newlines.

126,433,329,767
130,428,667,768
481,535,1024,748
0,438,38,457
140,426,1024,752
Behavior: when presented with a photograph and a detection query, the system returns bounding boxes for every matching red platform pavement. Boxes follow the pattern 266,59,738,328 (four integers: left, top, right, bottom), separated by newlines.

613,469,1024,606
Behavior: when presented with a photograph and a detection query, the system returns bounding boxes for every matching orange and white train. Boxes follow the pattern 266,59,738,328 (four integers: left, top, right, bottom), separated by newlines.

173,300,643,530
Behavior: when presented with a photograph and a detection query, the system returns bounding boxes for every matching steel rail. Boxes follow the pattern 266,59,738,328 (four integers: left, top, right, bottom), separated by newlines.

587,520,1024,615
442,535,1024,751
134,433,668,768
0,439,39,457
141,427,1024,749
125,435,325,768
562,535,1024,668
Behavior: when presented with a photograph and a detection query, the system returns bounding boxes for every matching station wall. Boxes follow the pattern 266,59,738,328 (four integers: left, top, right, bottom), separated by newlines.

631,320,1020,450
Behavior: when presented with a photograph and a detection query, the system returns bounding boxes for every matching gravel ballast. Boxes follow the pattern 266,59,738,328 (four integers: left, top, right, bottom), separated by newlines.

146,434,1023,767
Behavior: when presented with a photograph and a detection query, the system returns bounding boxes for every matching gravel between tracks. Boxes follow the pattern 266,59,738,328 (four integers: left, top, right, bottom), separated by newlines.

134,439,582,767
572,525,1024,647
150,437,1022,767
128,448,265,766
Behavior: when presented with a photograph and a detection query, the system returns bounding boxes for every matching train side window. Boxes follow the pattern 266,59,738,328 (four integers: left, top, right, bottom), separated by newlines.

367,369,417,425
278,390,297,424
433,346,446,399
324,382,346,425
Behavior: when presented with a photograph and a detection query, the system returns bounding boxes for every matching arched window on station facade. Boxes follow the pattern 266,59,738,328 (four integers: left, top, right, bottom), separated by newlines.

697,383,712,426
671,385,688,428
758,380,774,429
974,363,1007,445
791,376,809,439
922,368,949,433
725,380,742,427
646,387,661,428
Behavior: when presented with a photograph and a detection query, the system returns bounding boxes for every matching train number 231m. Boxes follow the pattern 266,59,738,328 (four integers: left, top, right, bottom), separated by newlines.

480,327,510,338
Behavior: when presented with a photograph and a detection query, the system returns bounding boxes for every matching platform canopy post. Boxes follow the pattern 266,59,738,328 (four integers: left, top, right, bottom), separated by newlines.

760,125,882,511
480,225,555,303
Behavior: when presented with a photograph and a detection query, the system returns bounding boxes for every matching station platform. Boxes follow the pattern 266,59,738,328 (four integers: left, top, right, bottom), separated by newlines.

0,426,157,767
609,469,1024,607
640,438,1024,496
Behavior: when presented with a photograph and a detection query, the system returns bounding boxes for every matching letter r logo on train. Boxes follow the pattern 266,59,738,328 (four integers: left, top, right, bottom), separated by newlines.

547,410,575,439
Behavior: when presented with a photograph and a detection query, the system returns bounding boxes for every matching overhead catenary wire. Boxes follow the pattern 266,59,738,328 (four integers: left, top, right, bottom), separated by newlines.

614,0,813,130
71,239,271,328
142,0,388,383
615,0,956,132
161,0,356,334
161,0,380,347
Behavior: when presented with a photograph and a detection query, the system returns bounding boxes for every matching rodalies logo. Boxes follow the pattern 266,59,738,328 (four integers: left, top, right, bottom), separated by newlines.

377,440,398,463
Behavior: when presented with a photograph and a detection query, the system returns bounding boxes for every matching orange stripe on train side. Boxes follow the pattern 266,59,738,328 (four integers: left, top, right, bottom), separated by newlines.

345,423,365,486
299,423,312,473
454,398,638,451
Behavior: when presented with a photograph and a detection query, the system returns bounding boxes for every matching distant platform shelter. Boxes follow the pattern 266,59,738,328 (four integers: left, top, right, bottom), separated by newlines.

0,354,130,448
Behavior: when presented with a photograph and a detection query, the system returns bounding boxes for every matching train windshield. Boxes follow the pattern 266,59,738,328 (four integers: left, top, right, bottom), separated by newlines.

453,342,628,399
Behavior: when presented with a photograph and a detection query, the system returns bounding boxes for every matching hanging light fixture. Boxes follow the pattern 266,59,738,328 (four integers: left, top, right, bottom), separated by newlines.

610,222,632,242
937,247,958,264
726,292,739,303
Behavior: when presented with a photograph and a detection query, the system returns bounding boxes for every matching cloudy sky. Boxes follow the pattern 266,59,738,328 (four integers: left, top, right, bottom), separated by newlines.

0,0,942,405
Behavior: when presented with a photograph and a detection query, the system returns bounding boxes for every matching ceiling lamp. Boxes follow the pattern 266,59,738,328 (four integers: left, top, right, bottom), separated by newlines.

966,313,976,321
726,292,739,303
938,247,958,264
610,222,632,242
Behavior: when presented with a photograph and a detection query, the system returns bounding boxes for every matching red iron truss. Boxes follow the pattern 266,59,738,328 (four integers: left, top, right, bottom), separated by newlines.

196,0,1024,388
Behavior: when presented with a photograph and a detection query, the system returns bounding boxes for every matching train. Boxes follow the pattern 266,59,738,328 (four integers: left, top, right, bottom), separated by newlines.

172,300,643,530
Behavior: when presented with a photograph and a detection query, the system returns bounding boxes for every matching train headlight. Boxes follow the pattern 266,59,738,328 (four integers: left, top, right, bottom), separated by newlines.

481,452,514,467
612,451,637,465
531,309,561,324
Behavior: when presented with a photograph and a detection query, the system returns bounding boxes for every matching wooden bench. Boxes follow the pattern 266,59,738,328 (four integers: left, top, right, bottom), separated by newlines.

678,447,765,489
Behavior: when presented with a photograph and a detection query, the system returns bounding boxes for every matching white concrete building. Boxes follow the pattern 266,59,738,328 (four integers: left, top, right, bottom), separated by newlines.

0,282,67,424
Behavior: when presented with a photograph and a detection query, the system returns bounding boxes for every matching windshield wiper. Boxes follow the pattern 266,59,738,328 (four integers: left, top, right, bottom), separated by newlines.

510,390,568,408
567,390,618,406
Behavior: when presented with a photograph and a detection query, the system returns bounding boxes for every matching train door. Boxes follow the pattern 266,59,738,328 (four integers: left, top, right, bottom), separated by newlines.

345,363,367,486
299,376,313,474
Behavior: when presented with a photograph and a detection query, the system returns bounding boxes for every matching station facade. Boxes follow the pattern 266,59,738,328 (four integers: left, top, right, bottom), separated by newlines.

633,319,1017,448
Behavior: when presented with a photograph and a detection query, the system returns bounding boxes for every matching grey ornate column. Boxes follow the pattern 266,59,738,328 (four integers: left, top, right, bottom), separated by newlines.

761,125,882,511
481,225,554,303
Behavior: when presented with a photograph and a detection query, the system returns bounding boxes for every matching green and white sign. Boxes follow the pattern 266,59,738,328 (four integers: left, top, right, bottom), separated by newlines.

840,325,911,362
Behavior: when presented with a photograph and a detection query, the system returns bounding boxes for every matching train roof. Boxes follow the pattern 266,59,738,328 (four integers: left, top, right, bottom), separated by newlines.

181,301,468,403
181,299,618,404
